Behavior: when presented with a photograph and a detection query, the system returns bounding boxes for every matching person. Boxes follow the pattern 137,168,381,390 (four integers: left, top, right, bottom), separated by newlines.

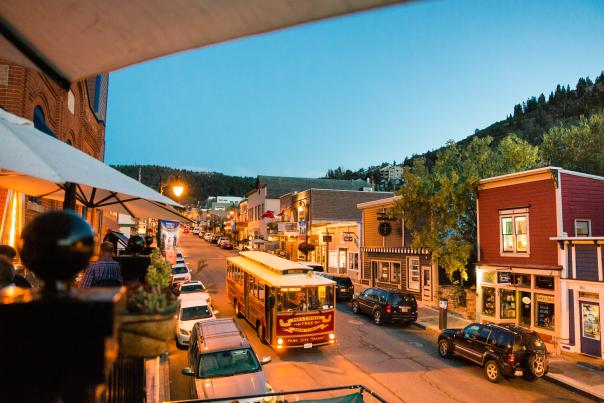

81,241,123,287
0,244,32,288
103,228,118,255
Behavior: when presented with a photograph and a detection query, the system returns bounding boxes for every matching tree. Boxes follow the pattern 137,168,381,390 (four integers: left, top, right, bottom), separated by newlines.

541,112,604,176
393,135,540,283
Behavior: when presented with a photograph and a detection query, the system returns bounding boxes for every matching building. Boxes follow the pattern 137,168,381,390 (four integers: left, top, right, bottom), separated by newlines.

357,196,436,303
246,176,369,241
0,61,109,246
379,164,403,182
475,167,604,347
280,189,393,276
205,195,243,211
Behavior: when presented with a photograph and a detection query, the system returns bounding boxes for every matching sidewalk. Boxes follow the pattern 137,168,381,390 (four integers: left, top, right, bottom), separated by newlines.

352,281,604,400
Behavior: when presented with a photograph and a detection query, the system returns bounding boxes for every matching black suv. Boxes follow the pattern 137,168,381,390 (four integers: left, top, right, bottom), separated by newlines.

438,323,548,383
319,273,355,301
351,288,418,325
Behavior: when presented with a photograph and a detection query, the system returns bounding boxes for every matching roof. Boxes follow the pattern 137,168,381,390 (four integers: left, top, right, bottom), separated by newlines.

0,0,407,87
179,294,211,307
193,319,249,352
228,254,335,287
254,176,369,198
357,195,402,209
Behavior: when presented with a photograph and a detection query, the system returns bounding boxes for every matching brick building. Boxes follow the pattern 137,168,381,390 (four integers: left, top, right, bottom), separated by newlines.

0,61,109,246
280,189,392,277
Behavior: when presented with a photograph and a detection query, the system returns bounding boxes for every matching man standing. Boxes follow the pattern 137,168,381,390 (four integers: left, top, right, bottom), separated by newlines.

81,241,123,287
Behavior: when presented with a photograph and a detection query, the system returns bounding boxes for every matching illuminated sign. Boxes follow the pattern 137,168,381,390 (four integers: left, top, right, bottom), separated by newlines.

276,313,334,336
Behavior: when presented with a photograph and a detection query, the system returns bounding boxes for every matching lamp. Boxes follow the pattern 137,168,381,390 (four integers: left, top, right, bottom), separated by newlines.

172,184,184,198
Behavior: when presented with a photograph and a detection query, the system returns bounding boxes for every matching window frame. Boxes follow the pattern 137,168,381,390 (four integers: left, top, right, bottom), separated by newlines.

499,208,530,256
574,219,592,237
407,257,420,292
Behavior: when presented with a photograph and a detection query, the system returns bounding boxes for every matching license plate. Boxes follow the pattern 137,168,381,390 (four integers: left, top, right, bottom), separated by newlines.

514,370,523,376
400,306,410,312
304,343,312,349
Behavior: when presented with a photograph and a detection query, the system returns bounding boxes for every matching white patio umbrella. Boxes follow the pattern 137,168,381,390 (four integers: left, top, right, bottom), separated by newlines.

0,108,191,222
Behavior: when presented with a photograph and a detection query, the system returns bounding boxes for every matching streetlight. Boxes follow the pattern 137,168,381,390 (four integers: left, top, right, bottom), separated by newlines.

172,184,184,198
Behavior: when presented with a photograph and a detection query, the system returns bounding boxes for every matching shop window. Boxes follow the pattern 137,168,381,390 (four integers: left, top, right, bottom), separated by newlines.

581,303,600,340
349,253,359,271
512,274,531,288
380,261,390,281
407,258,420,291
482,271,496,284
391,263,401,284
482,287,495,316
535,276,554,290
500,289,516,319
575,220,591,237
500,210,529,254
535,294,555,330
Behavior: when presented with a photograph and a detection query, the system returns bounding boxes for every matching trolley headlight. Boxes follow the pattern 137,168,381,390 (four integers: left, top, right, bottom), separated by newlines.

277,338,283,345
329,333,335,340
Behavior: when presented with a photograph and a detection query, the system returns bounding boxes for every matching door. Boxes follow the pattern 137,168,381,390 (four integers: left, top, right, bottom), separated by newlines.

358,289,375,313
265,287,274,344
422,266,432,301
580,301,602,357
519,291,531,327
338,248,347,274
244,273,250,318
455,324,484,363
371,261,378,287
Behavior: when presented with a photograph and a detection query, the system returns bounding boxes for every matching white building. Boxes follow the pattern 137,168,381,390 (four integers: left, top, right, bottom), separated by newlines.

379,164,403,182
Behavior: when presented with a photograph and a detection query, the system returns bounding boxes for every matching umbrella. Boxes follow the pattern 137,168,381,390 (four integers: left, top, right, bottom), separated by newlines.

0,0,406,87
0,108,191,222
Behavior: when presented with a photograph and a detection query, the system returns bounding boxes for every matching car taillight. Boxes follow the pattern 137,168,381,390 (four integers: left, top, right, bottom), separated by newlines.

506,352,515,364
386,304,392,313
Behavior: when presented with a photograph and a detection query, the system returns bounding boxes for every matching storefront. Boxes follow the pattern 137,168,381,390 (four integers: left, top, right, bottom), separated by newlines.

476,266,560,342
562,282,604,359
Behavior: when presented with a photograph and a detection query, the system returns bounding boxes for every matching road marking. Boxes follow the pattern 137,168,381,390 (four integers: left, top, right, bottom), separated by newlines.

348,320,364,325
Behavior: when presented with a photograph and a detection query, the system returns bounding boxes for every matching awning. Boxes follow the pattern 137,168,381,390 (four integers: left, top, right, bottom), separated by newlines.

0,0,406,87
0,108,191,222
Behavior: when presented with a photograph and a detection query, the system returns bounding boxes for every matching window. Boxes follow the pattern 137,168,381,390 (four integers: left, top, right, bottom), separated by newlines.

500,289,516,319
392,262,401,284
349,253,359,271
482,287,495,316
500,210,529,254
575,219,591,237
258,283,265,302
489,329,513,349
535,294,555,330
535,276,554,290
407,257,420,291
463,324,480,338
380,261,389,280
477,326,492,342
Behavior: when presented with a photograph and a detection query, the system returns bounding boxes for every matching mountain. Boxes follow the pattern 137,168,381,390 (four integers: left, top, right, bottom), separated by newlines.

327,71,604,177
112,165,255,203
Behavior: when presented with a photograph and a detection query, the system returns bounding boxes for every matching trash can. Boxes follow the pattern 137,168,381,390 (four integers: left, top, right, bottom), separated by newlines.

439,299,448,329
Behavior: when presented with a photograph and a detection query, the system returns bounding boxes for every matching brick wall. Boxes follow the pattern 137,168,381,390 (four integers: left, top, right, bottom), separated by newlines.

438,285,477,320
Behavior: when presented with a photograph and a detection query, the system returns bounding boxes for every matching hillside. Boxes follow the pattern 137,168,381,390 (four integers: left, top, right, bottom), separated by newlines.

327,71,604,178
112,165,255,203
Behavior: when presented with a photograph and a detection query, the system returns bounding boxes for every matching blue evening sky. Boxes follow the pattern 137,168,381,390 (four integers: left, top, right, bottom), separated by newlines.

105,0,604,178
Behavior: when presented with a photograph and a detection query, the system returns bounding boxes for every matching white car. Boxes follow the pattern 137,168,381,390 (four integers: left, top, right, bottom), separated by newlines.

178,281,211,304
172,263,191,284
176,294,217,347
216,237,229,247
192,227,200,235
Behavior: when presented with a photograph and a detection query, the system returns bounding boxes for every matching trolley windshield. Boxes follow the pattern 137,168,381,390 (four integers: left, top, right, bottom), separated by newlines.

277,285,335,312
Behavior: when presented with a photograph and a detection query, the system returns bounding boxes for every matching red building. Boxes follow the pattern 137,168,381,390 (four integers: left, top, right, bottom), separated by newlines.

0,61,110,247
476,167,604,348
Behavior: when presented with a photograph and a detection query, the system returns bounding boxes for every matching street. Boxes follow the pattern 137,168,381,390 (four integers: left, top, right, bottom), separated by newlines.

168,234,591,403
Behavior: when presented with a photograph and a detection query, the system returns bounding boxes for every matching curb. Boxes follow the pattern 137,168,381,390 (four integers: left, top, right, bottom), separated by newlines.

543,374,602,402
412,322,427,330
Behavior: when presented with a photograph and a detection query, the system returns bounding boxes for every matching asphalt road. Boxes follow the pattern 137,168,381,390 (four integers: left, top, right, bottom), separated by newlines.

168,234,592,403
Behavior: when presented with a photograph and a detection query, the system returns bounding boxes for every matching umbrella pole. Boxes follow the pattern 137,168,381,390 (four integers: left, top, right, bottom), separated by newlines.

63,182,77,210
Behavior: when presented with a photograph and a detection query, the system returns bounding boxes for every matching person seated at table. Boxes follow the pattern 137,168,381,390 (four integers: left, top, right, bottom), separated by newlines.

81,242,123,287
0,245,32,288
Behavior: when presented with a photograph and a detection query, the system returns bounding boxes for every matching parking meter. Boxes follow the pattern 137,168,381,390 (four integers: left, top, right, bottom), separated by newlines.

439,299,448,329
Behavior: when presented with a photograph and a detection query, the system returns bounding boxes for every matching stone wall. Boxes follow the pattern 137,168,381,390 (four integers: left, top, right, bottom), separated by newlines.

437,285,477,320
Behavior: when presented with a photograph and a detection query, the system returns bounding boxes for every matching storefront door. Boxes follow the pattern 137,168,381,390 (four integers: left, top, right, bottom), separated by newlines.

422,266,431,301
338,248,347,274
519,292,531,327
580,301,602,357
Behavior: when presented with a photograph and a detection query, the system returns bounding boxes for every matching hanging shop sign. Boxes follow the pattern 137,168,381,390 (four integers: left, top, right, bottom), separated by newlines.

322,235,333,242
497,272,512,284
378,222,392,236
343,235,353,242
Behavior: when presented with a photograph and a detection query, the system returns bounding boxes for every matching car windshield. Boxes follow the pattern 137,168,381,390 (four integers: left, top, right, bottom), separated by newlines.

181,305,212,321
172,266,188,274
277,286,334,312
336,277,353,287
197,348,261,378
181,284,204,293
389,293,416,306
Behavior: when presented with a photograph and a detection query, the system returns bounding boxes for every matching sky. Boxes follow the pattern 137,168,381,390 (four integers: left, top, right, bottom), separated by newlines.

105,0,604,178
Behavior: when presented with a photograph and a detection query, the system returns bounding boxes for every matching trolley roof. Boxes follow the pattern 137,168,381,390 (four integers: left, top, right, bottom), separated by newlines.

228,252,335,288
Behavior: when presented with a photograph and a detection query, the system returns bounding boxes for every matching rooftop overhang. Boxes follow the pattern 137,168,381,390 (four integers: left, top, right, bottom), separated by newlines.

0,0,408,88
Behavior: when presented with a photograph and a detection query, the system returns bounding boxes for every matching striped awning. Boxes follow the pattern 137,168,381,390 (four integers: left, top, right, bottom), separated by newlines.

361,247,430,255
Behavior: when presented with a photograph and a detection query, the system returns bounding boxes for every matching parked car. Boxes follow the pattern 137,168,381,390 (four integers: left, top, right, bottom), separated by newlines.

175,294,217,348
437,323,548,383
183,226,190,233
216,237,229,247
301,262,324,272
203,233,213,241
220,240,234,250
318,273,354,301
210,234,220,244
351,288,417,325
192,227,200,235
181,318,273,400
171,263,192,284
178,280,210,303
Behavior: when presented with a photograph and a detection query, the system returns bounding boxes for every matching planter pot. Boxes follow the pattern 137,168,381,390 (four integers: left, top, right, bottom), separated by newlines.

119,313,176,358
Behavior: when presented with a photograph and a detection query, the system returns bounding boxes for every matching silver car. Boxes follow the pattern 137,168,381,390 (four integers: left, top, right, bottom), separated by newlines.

182,319,272,401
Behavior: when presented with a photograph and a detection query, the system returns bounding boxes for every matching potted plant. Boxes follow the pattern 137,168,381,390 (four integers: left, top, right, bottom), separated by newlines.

119,249,177,358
